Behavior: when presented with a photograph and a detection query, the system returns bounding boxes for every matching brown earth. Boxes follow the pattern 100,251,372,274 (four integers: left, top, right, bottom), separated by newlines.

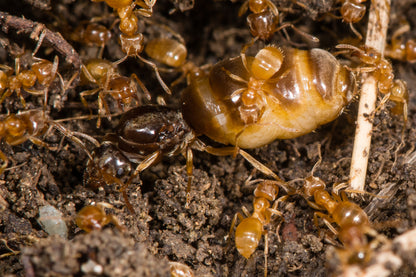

1,0,416,276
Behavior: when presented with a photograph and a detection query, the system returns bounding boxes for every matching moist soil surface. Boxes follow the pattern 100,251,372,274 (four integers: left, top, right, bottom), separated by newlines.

1,0,416,276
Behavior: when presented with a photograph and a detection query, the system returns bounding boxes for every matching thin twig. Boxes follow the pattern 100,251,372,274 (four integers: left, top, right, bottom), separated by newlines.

0,11,81,70
349,0,391,192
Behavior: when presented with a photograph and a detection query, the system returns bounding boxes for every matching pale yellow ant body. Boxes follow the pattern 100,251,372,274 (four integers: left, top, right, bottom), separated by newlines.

230,180,287,277
145,37,201,87
70,23,112,58
385,22,416,63
169,262,194,277
182,45,355,149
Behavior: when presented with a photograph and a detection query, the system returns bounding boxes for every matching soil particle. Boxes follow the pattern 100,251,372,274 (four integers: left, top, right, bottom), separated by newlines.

22,229,171,277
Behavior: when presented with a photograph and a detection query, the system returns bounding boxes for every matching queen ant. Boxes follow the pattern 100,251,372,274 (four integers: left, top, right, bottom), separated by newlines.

84,105,282,213
0,109,99,175
182,44,356,149
80,58,151,127
229,179,288,277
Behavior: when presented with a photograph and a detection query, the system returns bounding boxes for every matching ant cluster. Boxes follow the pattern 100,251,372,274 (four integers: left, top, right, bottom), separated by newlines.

0,0,414,276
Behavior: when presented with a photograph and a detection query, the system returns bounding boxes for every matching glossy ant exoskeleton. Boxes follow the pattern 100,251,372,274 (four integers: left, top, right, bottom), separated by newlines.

75,203,125,233
385,22,416,63
84,105,281,212
339,0,367,39
295,175,386,267
182,45,356,149
229,179,288,277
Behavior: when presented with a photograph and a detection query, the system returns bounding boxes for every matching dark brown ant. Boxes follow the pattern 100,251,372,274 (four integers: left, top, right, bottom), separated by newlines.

182,45,356,149
238,0,318,42
75,203,125,233
0,109,99,175
0,55,61,108
229,179,288,277
80,58,151,127
84,105,281,212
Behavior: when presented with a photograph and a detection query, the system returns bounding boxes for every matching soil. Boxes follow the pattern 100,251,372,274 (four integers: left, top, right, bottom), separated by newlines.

0,0,416,276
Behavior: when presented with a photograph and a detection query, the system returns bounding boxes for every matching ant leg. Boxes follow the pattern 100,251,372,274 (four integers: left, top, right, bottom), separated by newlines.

228,211,246,245
313,212,338,236
238,0,249,17
349,22,363,40
136,55,172,95
28,137,58,151
275,23,319,43
185,146,193,206
0,89,13,106
80,88,100,117
51,121,99,159
130,73,151,101
120,150,162,212
263,230,268,277
240,37,258,72
44,55,59,110
96,203,126,232
97,92,111,128
239,149,285,184
31,28,47,57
